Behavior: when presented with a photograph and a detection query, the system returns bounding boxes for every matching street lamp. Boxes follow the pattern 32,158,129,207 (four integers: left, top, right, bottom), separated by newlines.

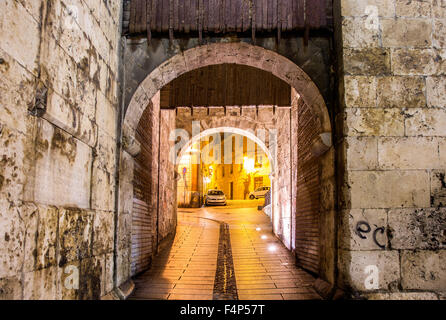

243,156,255,173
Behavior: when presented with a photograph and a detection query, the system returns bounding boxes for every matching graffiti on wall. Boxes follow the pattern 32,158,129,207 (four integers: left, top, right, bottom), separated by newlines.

355,221,386,250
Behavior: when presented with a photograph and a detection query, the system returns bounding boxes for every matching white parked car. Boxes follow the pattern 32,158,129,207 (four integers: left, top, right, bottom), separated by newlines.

204,189,227,206
249,186,271,199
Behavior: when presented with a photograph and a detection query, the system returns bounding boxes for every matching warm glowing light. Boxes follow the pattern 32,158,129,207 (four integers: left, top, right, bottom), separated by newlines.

261,235,267,240
256,227,261,231
243,157,255,173
268,245,277,252
186,147,199,153
203,177,211,184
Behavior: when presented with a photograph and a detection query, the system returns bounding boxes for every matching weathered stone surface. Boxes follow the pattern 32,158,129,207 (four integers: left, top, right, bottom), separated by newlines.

103,253,114,295
348,170,430,208
377,76,426,108
392,49,439,75
345,108,404,136
116,247,130,287
441,135,446,165
226,106,241,117
433,0,446,18
118,153,134,216
192,106,209,118
0,0,40,73
342,17,380,48
27,205,59,271
339,209,387,250
0,276,22,299
381,18,432,47
57,260,80,300
401,250,446,290
241,106,257,120
95,130,117,174
76,66,98,121
378,137,442,170
344,76,377,108
431,170,446,207
0,0,122,300
388,208,446,250
96,91,117,138
427,76,446,107
344,137,378,170
58,208,93,266
405,108,446,136
31,119,93,209
341,0,396,17
396,0,433,17
15,0,43,20
339,249,400,291
23,266,58,300
118,212,131,251
0,47,37,134
366,292,439,300
92,211,114,256
257,106,275,123
91,165,115,212
43,90,98,148
336,0,446,297
0,125,30,202
344,48,391,76
207,107,225,117
0,200,26,278
40,37,77,105
78,256,103,300
434,19,446,48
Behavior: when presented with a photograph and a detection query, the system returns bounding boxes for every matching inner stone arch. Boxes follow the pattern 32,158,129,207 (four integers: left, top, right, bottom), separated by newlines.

121,42,336,295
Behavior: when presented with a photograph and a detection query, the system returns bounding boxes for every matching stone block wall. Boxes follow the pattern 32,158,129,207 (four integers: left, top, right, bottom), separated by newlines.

157,109,177,241
0,0,122,299
336,0,446,298
273,108,292,249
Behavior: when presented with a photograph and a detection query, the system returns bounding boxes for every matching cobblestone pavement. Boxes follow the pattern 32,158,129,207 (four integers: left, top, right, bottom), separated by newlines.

130,201,321,300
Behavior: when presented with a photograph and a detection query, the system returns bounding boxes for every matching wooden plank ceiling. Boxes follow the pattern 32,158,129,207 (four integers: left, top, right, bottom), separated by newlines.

123,0,333,37
160,64,291,107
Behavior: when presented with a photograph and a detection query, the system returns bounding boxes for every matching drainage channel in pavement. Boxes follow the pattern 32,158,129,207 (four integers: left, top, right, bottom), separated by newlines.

213,222,238,300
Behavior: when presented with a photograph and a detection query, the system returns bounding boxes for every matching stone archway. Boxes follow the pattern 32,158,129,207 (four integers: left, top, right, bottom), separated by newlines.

122,42,331,144
119,42,336,290
177,127,275,172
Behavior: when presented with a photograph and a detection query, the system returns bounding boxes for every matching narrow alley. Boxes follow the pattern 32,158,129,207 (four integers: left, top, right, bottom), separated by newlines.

2,0,445,302
130,201,321,300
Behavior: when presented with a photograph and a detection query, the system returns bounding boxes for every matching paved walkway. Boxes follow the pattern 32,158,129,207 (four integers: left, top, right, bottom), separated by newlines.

130,201,321,300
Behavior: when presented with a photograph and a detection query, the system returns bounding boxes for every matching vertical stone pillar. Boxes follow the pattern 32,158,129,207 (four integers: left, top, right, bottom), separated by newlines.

336,0,446,298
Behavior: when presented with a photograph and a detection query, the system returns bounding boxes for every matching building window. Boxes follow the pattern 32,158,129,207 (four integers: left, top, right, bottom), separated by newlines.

254,177,263,190
255,144,262,168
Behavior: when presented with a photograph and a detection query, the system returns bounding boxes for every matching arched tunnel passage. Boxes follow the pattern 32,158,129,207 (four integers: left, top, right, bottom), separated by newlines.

121,43,336,300
175,128,275,207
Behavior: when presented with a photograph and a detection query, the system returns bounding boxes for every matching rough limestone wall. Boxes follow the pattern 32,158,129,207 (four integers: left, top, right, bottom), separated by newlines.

336,0,446,299
158,109,177,242
273,108,292,250
0,0,121,299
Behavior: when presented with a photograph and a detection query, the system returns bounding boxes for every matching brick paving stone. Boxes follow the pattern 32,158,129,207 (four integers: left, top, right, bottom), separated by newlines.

129,203,321,300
